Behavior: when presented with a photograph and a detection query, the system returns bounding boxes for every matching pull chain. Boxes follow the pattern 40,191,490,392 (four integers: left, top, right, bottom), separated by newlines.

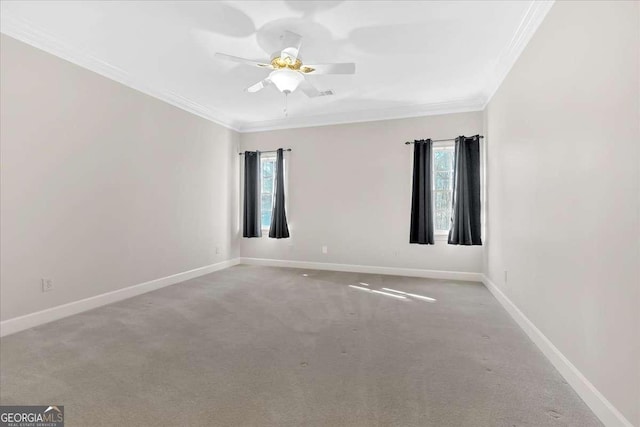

283,92,289,117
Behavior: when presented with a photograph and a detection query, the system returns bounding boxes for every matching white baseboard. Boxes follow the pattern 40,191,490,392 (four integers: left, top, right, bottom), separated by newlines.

481,274,633,427
0,258,240,338
239,257,482,282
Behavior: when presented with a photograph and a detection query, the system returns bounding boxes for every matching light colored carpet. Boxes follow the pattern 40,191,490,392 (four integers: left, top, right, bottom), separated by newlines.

0,265,601,426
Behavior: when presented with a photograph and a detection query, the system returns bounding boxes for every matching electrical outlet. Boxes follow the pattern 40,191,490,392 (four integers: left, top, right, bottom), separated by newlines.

322,246,328,254
42,278,54,292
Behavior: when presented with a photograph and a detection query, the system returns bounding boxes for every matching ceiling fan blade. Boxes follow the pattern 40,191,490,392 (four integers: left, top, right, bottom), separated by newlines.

245,78,271,93
215,53,272,69
301,63,356,74
280,31,303,62
299,79,333,98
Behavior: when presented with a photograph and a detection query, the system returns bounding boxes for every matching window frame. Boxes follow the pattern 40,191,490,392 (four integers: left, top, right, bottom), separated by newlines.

431,140,455,237
257,152,289,235
259,153,278,232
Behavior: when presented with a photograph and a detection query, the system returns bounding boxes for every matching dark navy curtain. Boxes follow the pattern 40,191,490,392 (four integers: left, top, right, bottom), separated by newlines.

269,149,290,239
243,151,262,238
410,140,434,244
448,135,482,245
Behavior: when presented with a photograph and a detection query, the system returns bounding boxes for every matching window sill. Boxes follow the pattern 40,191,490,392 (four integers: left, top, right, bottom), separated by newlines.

434,233,449,241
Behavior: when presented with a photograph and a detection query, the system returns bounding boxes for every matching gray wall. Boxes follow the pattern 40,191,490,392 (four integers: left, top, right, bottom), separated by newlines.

240,112,484,273
0,34,240,321
483,1,639,424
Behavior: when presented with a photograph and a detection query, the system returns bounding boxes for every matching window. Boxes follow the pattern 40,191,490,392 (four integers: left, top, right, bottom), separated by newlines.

260,154,277,230
432,143,455,233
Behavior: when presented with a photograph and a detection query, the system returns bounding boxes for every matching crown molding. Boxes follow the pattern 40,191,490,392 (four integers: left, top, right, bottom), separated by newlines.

237,97,486,133
1,1,554,133
482,0,555,107
0,11,242,132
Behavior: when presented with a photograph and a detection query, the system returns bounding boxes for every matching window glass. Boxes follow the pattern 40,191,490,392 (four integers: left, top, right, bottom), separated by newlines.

260,156,277,229
433,146,455,232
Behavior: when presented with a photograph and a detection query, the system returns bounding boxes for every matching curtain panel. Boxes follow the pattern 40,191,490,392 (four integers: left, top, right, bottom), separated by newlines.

243,151,262,238
448,135,482,245
269,148,290,239
410,139,435,244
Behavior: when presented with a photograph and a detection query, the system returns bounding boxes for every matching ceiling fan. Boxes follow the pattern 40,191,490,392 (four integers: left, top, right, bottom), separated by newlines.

215,31,355,100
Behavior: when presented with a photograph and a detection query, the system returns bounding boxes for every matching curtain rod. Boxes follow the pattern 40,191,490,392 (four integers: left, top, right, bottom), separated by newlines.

404,136,484,145
238,148,292,155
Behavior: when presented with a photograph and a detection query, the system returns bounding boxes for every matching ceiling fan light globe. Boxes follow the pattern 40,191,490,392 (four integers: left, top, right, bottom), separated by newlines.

269,69,304,93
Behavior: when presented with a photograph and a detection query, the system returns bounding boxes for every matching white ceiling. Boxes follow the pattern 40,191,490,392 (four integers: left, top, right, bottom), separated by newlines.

0,1,553,132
